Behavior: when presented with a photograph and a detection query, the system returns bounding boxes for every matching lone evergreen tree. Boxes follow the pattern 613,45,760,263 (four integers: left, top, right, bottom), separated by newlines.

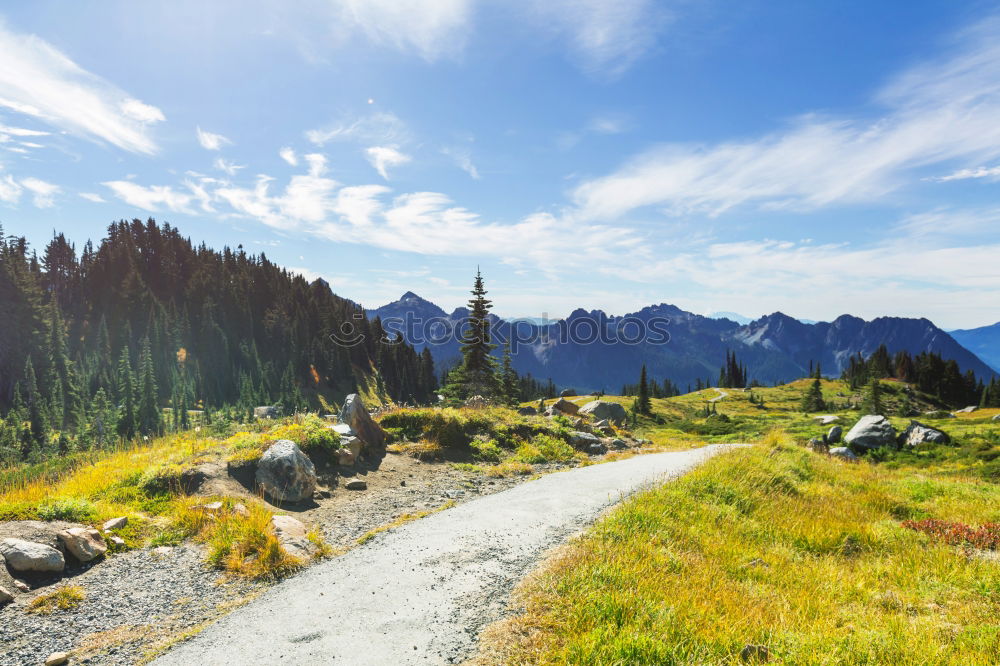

443,269,498,401
499,341,518,406
635,364,652,415
800,364,826,412
861,378,885,416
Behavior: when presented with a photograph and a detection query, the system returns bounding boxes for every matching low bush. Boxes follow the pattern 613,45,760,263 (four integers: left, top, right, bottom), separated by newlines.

37,497,97,522
26,585,85,614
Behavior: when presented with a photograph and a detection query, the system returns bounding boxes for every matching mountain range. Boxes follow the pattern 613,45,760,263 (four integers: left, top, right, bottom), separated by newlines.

949,322,1000,374
369,293,997,392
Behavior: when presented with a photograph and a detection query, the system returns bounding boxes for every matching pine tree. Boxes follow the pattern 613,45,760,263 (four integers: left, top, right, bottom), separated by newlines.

861,378,885,416
499,341,518,406
138,336,162,436
116,347,137,440
635,364,652,415
90,387,115,448
23,356,48,448
443,269,498,401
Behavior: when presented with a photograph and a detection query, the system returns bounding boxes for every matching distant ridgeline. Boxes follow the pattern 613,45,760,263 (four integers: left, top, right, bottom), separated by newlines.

369,294,998,396
0,220,437,463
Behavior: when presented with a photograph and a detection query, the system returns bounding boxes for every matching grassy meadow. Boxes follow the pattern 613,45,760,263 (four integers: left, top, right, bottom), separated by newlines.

481,383,1000,665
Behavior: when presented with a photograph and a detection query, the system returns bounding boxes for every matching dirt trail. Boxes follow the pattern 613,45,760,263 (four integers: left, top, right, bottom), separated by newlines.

153,445,738,666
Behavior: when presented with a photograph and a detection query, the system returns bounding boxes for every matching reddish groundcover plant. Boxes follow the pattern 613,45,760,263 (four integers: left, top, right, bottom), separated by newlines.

902,519,1000,550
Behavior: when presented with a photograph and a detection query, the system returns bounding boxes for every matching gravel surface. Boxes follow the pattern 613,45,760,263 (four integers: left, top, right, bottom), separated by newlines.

153,445,734,666
0,452,569,665
0,544,258,666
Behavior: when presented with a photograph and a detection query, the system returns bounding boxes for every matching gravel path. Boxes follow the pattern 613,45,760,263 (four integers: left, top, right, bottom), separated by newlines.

154,445,735,666
709,388,729,402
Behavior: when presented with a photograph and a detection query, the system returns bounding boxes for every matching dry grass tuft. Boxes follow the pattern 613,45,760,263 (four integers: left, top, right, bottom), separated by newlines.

26,584,85,614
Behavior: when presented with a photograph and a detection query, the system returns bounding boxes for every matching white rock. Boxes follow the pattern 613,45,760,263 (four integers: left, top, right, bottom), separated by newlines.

844,415,896,449
59,527,107,562
0,538,65,573
103,516,128,531
829,447,858,461
255,439,318,503
271,515,317,559
45,652,69,666
0,586,13,603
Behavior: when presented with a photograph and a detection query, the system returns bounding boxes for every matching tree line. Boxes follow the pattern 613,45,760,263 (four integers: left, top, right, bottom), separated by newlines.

841,344,983,408
0,219,438,465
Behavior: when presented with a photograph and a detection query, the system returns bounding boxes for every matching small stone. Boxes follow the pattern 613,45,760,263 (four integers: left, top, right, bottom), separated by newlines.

45,652,69,666
109,536,126,547
13,579,30,592
400,480,406,487
102,516,128,531
0,586,13,603
195,501,224,513
345,479,367,490
232,503,250,518
152,546,173,556
313,489,332,499
740,644,770,662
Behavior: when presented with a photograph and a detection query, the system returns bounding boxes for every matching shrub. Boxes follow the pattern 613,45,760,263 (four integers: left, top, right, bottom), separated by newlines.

26,585,85,614
37,497,97,522
532,434,576,462
902,519,1000,550
470,438,505,463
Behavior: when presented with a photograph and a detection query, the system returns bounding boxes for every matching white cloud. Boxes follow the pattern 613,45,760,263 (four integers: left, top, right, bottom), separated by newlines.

365,145,411,180
79,192,106,203
0,124,49,137
572,15,1000,220
20,177,58,208
279,147,298,166
528,0,667,77
588,114,629,134
306,111,406,146
931,165,1000,182
214,157,244,176
0,174,22,203
331,0,471,62
103,180,194,213
0,22,164,154
196,126,232,151
442,146,479,179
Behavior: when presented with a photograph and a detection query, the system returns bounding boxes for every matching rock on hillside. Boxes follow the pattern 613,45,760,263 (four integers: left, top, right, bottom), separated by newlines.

339,394,386,453
255,440,318,503
899,421,950,447
579,400,627,425
844,415,897,449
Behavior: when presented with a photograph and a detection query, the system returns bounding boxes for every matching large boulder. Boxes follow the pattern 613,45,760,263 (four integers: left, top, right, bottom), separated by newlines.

899,421,950,447
994,414,1000,422
338,394,386,453
844,415,897,450
579,400,628,425
827,425,843,444
549,398,579,415
560,388,577,397
254,405,280,420
58,527,107,562
255,440,317,503
516,406,537,416
815,415,840,425
0,538,64,573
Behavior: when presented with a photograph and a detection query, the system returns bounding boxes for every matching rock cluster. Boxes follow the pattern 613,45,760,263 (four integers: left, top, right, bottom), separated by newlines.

844,415,896,449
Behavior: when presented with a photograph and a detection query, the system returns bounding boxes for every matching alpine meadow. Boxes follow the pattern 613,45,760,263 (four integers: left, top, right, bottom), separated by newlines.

1,3,999,665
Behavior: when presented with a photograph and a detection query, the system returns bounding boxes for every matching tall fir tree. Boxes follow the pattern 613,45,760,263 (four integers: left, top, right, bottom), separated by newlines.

138,336,162,436
861,378,885,416
499,341,518,406
23,356,48,449
116,347,137,440
635,364,652,415
443,269,498,400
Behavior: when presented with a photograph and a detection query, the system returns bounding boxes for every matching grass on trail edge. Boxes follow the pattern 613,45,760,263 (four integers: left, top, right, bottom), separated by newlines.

480,438,1000,666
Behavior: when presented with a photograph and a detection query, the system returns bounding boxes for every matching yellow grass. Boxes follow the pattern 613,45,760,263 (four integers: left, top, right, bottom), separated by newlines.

26,585,85,614
356,500,456,545
481,441,1000,665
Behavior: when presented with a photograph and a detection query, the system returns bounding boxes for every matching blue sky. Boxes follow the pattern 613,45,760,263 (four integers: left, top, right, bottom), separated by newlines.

1,1,1000,328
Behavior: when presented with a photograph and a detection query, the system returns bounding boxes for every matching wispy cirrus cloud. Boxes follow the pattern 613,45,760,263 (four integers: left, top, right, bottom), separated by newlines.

322,0,665,75
572,15,1000,220
365,145,410,180
0,21,164,154
306,111,407,146
930,165,1000,182
20,177,58,208
196,126,232,151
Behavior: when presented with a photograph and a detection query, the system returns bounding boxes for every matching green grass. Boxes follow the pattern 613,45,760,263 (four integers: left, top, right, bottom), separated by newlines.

26,585,86,614
481,440,1000,665
0,416,333,578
